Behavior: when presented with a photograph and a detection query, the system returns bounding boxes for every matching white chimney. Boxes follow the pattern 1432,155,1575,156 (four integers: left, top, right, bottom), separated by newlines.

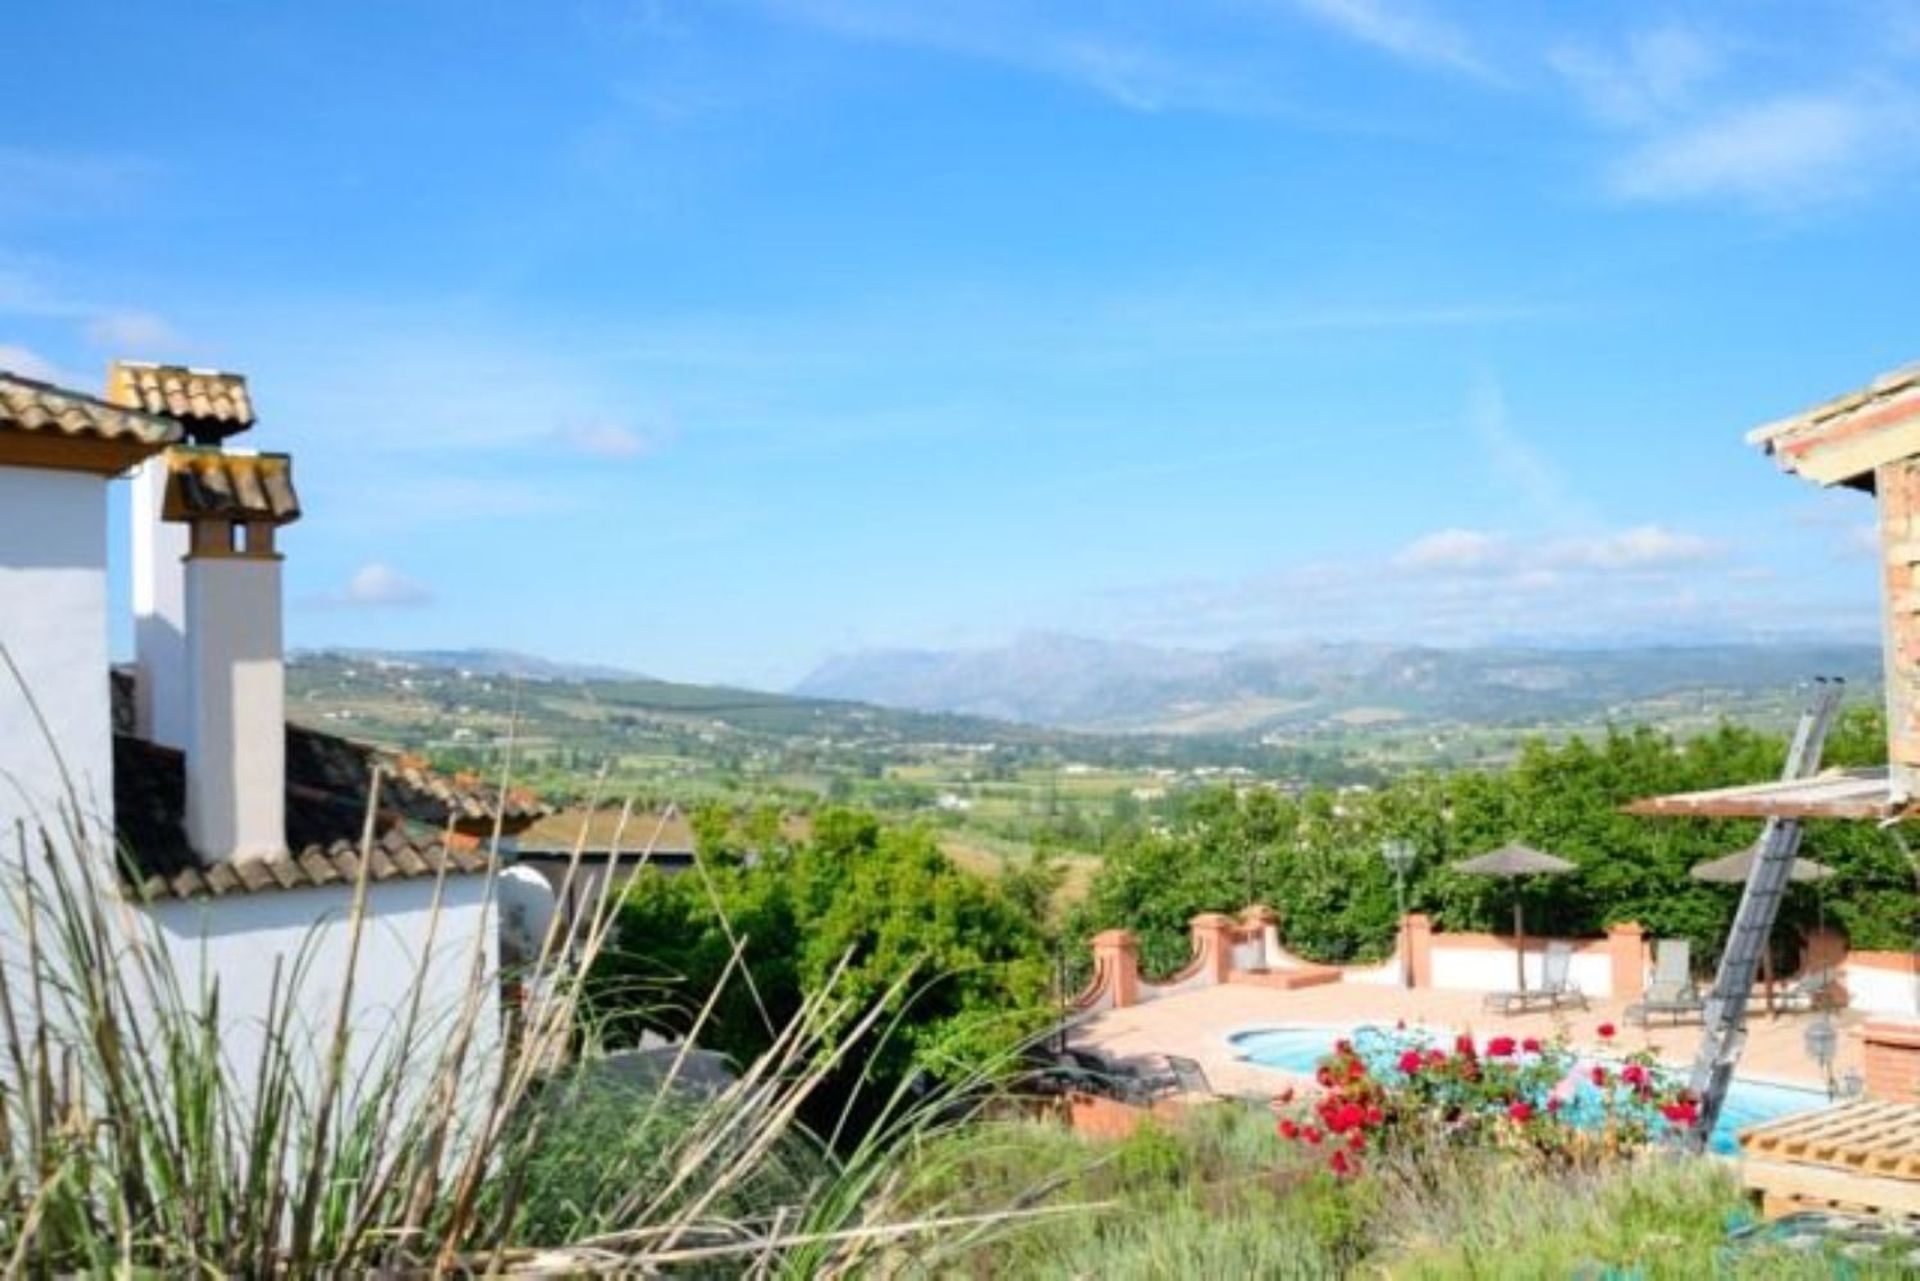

182,520,286,861
167,449,297,860
163,446,300,864
131,459,190,747
110,363,257,752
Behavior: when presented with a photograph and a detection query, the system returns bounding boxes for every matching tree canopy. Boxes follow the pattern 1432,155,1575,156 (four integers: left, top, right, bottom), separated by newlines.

1069,708,1916,977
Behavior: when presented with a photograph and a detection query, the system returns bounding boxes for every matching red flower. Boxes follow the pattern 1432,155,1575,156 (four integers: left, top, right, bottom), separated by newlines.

1278,1117,1299,1139
1508,1100,1534,1122
1454,1033,1478,1058
1661,1100,1699,1127
1590,1065,1609,1087
1347,1130,1366,1151
1546,1097,1562,1115
1346,1058,1366,1081
1276,1086,1295,1105
1398,1049,1424,1075
1315,1066,1334,1087
1596,1023,1616,1040
1425,1048,1447,1066
1621,1063,1649,1088
1364,1105,1385,1127
1334,1038,1354,1056
1487,1036,1517,1058
1302,1126,1323,1146
1521,1037,1542,1054
1329,1148,1353,1176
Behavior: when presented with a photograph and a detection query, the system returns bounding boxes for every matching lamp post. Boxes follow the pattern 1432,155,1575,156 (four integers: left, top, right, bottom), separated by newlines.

1804,1016,1840,1099
1382,838,1416,989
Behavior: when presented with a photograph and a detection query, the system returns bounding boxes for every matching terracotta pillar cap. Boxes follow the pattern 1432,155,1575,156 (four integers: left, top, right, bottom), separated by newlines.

1189,912,1236,928
1091,929,1138,949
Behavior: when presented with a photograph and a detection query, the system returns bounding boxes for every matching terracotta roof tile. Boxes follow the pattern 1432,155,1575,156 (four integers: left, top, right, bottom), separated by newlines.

162,448,301,525
107,362,254,442
0,372,181,447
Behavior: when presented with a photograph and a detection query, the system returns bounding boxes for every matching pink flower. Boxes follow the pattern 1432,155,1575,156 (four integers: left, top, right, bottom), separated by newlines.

1621,1063,1649,1089
1521,1037,1542,1054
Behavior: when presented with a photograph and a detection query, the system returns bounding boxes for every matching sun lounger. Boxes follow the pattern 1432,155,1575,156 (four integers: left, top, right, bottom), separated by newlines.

1063,1047,1176,1105
1777,967,1841,1013
1163,1054,1223,1099
1627,938,1703,1026
1483,940,1589,1014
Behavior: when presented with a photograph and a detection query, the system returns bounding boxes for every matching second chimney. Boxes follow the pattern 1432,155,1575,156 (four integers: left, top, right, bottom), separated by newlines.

165,448,302,862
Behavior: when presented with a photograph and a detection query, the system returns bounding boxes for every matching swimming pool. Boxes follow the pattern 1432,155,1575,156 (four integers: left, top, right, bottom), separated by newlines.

1230,1024,1830,1156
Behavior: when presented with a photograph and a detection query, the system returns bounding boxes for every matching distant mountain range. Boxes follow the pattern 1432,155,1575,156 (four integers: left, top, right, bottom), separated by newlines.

792,635,1885,733
294,647,644,684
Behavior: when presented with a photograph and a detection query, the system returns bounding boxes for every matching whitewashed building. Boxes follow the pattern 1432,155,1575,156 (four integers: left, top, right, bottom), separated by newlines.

0,362,544,1097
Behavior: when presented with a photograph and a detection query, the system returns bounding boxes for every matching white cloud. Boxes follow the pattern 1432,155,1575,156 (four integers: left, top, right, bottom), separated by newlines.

1550,25,1719,127
317,563,435,609
1467,376,1581,521
0,343,73,385
84,309,185,354
1395,527,1507,570
1606,92,1892,206
1391,523,1718,577
552,417,668,459
1285,0,1486,78
1544,524,1716,570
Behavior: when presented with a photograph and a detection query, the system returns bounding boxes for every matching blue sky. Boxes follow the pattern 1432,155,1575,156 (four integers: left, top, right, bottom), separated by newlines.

5,1,1918,688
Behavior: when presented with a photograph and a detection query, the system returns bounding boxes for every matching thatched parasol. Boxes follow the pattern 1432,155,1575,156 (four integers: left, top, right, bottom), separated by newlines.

1691,843,1834,1015
1454,843,1578,991
1689,844,1833,885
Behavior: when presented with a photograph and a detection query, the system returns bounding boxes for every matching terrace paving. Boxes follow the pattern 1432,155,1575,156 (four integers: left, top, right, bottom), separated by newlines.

1071,981,1863,1098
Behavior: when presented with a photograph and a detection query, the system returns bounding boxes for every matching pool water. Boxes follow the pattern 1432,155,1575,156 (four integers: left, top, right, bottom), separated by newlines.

1230,1024,1829,1156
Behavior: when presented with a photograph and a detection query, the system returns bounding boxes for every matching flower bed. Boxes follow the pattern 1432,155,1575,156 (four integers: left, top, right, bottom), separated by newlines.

1273,1022,1700,1177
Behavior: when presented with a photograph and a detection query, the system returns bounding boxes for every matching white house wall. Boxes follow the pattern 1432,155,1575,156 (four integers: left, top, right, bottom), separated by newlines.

0,464,112,862
1428,944,1612,998
1844,962,1920,1017
147,876,501,1118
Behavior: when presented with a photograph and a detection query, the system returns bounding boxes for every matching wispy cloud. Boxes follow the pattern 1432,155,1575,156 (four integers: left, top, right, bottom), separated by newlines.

1284,0,1488,79
1393,524,1717,577
1466,376,1584,522
1606,91,1900,207
1549,25,1719,128
307,562,435,609
0,343,78,386
84,309,186,354
551,417,670,459
0,148,160,216
1084,521,1848,652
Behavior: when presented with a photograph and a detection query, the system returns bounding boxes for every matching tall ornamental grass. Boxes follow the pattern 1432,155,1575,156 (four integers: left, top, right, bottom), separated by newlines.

0,669,1052,1274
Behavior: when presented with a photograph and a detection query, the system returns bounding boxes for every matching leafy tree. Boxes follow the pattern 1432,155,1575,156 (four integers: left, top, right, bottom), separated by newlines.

592,809,1051,1137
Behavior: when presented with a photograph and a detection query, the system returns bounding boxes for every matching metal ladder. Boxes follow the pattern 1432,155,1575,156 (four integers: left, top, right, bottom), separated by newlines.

1685,678,1844,1149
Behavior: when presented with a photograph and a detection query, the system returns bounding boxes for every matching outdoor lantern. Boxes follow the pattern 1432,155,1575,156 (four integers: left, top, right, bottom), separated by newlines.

1805,1017,1840,1092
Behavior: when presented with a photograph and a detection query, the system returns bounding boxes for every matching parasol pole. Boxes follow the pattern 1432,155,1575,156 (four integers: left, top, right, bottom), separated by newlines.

1514,893,1526,991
